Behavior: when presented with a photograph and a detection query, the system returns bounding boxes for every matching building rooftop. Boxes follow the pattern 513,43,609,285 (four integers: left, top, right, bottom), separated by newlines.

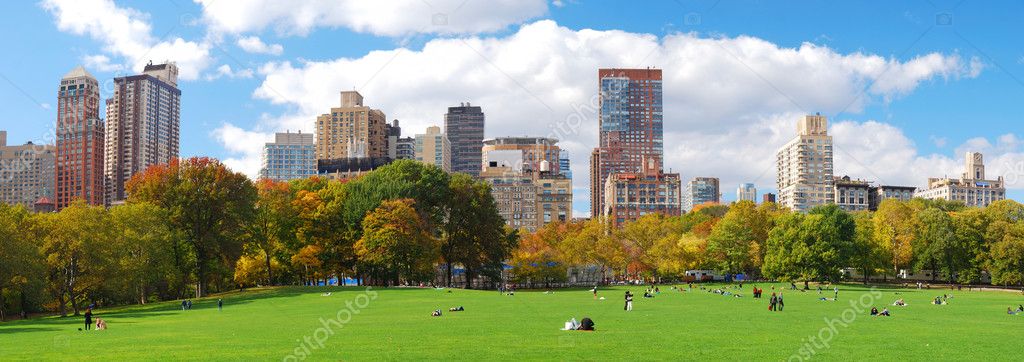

63,65,94,79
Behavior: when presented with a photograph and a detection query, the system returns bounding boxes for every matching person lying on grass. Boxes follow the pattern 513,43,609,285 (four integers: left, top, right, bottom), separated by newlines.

431,310,442,317
449,306,464,312
878,308,891,317
893,299,906,306
577,317,595,331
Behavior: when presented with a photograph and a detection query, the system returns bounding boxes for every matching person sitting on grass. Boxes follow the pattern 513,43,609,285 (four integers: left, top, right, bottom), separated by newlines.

879,308,891,317
643,291,654,298
431,310,442,317
95,318,107,330
893,298,906,307
577,317,595,331
871,307,879,316
933,297,943,305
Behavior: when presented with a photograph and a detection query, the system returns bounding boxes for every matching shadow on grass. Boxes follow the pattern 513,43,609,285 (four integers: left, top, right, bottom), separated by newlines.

0,326,64,334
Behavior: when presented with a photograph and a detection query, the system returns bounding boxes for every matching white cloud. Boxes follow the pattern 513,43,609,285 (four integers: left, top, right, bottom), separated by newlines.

831,121,1024,189
81,54,123,72
930,135,948,148
236,36,284,55
210,123,273,178
42,0,212,80
219,20,987,209
195,0,548,36
205,64,255,81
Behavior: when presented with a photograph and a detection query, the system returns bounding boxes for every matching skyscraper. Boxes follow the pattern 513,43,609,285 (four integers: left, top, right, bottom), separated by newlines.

0,131,56,208
104,62,181,205
315,91,387,160
444,103,484,176
414,126,451,172
260,131,316,181
683,177,720,212
385,119,402,160
776,114,834,212
603,156,680,227
590,68,663,217
737,183,757,202
55,66,104,209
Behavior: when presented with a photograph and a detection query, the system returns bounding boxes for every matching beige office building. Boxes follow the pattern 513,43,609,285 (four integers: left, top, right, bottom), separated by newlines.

315,91,387,160
776,114,834,212
414,125,451,172
481,136,571,232
0,131,56,209
915,152,1006,207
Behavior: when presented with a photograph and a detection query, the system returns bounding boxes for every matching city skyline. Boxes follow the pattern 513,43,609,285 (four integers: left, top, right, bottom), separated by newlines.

2,1,1024,216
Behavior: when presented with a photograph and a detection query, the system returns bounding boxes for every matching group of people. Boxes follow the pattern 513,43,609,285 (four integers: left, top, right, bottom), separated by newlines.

768,293,784,311
82,308,106,331
870,307,891,316
624,291,634,311
752,287,764,298
932,295,952,305
1007,305,1023,315
180,299,193,310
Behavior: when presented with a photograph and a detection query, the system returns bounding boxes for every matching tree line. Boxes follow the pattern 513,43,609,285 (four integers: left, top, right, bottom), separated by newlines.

4,155,1024,319
0,158,513,319
509,198,1024,289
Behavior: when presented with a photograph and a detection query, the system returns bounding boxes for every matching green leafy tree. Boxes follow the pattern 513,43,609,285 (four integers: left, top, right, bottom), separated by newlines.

108,202,176,304
127,157,257,297
849,212,884,284
36,201,114,316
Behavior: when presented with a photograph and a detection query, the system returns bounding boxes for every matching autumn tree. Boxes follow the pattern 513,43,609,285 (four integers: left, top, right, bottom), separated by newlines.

874,199,917,277
244,179,297,285
707,201,769,275
355,199,438,285
127,157,257,297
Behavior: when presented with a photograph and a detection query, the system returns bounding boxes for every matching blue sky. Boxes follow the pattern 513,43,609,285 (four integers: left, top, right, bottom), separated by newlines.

2,0,1022,216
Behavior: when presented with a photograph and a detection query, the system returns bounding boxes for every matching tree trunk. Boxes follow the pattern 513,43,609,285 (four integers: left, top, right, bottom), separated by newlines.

57,292,67,317
19,289,28,319
265,251,274,286
0,293,5,321
862,266,869,284
446,262,453,288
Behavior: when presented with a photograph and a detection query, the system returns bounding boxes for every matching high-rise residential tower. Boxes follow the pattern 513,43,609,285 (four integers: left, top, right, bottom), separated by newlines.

260,131,316,181
737,183,757,202
414,126,451,172
776,114,834,212
590,68,663,217
683,177,721,212
104,62,181,205
0,131,56,208
444,103,484,176
315,91,387,160
55,66,104,209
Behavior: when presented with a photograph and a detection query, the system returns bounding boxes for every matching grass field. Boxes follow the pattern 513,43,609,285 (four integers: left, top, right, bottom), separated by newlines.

1,283,1022,361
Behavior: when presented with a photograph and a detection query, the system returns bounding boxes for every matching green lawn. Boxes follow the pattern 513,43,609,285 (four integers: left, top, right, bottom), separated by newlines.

1,283,1022,361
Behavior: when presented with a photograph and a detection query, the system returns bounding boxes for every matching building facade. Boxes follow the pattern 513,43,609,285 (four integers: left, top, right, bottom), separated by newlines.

104,62,181,205
260,131,315,181
315,91,387,160
834,176,870,211
683,177,720,212
0,131,56,208
871,185,916,209
385,119,402,160
444,103,484,176
395,137,415,160
481,137,572,232
736,183,757,202
776,114,834,212
559,155,572,180
55,66,104,209
414,126,451,172
590,68,664,218
915,152,1006,207
763,193,777,204
603,157,680,227
481,137,561,175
